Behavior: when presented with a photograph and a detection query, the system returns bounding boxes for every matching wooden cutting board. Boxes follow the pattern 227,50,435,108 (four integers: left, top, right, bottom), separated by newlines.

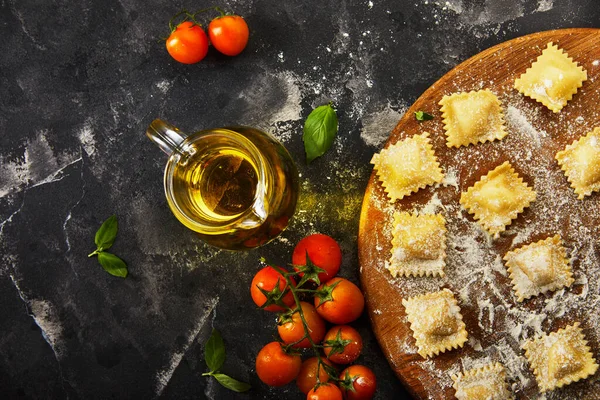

358,28,600,399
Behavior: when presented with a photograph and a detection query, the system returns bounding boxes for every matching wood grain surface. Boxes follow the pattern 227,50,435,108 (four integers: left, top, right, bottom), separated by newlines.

358,29,600,399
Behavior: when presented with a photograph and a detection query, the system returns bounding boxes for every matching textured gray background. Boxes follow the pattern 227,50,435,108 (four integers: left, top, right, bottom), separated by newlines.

1,0,599,399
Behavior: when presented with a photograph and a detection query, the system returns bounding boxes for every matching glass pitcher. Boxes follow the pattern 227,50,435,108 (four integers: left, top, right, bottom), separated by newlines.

146,119,299,250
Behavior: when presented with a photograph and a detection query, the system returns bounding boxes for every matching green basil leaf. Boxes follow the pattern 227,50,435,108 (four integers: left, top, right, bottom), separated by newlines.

212,373,251,393
303,104,338,164
94,215,118,251
205,329,226,372
97,251,128,278
414,111,434,121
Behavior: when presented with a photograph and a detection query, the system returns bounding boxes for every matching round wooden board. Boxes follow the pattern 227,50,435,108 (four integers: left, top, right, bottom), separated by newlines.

358,28,600,399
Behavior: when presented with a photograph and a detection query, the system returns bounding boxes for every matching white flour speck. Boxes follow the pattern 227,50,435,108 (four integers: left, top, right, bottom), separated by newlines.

156,79,173,94
78,119,96,156
535,0,554,12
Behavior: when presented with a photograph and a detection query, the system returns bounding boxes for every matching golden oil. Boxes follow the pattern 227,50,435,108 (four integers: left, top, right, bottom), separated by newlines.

164,127,298,250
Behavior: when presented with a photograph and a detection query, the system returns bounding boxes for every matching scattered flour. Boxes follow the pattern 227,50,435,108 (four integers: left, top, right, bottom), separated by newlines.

268,71,303,125
363,84,600,398
428,0,525,26
535,0,554,13
155,79,173,94
0,130,81,198
77,118,97,156
236,70,304,144
360,104,406,147
505,105,547,148
29,299,64,354
9,274,65,359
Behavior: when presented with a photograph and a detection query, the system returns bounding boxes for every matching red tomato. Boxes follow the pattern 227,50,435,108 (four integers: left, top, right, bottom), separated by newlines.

278,302,326,348
250,266,295,312
323,325,363,364
314,278,364,324
339,365,376,400
208,15,249,56
165,21,209,64
293,234,342,284
307,382,343,400
255,342,301,386
296,357,335,394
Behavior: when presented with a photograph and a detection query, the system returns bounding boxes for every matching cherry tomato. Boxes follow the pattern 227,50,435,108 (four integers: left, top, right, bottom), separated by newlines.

208,15,249,56
251,266,295,312
307,382,343,400
255,341,301,386
166,21,209,64
323,325,363,364
339,365,377,400
296,357,335,394
293,234,342,284
278,302,326,348
314,278,364,324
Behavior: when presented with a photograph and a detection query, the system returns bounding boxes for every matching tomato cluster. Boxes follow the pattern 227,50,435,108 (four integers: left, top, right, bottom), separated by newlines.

165,9,249,64
251,234,377,399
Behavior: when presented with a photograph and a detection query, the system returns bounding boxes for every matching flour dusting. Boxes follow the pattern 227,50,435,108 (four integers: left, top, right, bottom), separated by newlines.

360,104,406,147
238,70,303,143
428,0,525,26
29,299,64,354
0,130,80,198
155,79,173,94
363,82,600,398
78,118,97,156
535,0,554,12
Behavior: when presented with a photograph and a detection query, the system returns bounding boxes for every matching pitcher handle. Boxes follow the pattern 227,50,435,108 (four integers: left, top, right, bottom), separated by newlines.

146,119,188,156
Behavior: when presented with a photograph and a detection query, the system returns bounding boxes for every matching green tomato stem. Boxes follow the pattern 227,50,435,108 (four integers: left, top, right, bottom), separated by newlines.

214,6,227,17
293,288,318,293
168,9,191,32
278,267,337,383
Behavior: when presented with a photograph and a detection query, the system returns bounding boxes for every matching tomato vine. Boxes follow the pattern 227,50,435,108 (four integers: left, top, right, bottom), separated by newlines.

260,260,347,387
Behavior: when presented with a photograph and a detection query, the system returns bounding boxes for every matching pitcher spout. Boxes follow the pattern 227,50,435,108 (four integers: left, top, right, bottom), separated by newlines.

237,196,269,230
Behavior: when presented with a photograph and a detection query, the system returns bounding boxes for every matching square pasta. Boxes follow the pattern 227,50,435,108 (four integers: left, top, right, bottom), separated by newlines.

452,362,512,400
402,288,468,358
503,235,574,302
460,161,536,237
556,127,600,199
514,42,587,113
370,132,444,202
388,211,447,278
439,89,508,147
523,322,599,393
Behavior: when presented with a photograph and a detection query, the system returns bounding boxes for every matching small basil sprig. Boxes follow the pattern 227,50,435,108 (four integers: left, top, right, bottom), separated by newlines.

303,103,338,164
415,110,434,121
202,329,251,393
88,215,128,278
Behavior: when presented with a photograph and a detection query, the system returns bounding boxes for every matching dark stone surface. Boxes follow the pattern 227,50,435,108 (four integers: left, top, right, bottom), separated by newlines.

0,0,598,399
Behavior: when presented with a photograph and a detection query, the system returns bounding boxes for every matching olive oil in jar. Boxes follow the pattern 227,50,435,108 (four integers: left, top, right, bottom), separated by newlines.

158,126,299,250
172,148,259,220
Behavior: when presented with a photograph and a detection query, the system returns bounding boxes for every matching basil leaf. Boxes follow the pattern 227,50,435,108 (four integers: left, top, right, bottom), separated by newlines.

94,215,118,251
415,111,434,121
303,104,338,164
97,252,128,278
212,373,251,393
205,329,226,372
